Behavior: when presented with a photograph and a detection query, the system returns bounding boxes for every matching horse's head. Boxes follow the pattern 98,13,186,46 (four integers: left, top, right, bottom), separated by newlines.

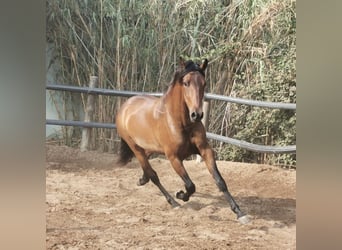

178,57,208,123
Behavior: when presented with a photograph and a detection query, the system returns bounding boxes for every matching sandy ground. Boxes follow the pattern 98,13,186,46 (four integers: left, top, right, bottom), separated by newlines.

46,144,296,249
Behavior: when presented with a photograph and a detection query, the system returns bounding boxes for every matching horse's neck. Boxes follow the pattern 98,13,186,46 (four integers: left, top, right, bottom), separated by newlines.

163,84,190,127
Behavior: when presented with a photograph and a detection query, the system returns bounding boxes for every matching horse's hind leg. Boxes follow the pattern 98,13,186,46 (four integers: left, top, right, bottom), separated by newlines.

141,161,180,208
129,144,180,208
147,167,181,208
137,152,156,186
137,171,150,186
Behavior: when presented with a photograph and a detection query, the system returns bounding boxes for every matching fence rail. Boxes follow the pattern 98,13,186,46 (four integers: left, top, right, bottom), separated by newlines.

46,119,116,129
46,84,296,110
46,83,296,154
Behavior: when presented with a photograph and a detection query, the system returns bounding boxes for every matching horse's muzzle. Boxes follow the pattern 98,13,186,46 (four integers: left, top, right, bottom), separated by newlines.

190,111,203,122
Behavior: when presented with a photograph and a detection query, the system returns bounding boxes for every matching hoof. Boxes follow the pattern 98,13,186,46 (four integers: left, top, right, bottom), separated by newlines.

238,215,251,225
172,203,181,209
176,190,185,199
176,190,189,201
170,200,181,209
137,178,149,186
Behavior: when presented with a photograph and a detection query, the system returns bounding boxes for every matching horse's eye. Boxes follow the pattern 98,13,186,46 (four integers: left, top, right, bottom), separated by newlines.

184,81,190,87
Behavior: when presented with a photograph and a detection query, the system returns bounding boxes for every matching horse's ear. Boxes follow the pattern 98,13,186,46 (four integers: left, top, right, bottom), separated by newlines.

200,59,208,71
179,56,186,69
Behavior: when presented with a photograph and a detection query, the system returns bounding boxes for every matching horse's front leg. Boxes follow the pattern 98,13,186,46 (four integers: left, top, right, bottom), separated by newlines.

198,143,249,224
167,155,196,202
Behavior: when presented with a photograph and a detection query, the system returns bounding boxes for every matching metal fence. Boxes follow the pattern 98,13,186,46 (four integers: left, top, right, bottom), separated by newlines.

46,83,296,154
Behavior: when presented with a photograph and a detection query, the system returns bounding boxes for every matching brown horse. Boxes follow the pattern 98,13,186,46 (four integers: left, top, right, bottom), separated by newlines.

116,58,249,223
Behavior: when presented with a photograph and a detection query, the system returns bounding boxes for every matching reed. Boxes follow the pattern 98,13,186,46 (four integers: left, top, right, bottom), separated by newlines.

46,0,296,167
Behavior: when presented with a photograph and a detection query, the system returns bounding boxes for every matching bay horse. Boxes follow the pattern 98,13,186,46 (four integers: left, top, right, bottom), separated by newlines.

115,58,249,224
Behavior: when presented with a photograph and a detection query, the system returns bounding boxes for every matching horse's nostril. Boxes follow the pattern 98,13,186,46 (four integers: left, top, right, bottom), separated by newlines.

191,112,202,121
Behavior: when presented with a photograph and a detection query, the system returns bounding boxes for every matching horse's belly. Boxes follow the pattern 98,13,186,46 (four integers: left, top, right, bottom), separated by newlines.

128,123,163,153
134,136,162,152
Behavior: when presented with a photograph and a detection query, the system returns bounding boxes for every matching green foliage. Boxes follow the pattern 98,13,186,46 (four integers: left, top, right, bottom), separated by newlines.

46,0,296,166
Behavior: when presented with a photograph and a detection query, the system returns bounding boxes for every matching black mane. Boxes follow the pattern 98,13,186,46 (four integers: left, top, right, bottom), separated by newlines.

170,60,205,86
180,60,205,77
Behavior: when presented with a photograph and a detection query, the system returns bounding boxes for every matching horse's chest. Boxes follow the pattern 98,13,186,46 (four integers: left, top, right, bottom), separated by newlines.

159,118,198,156
162,129,197,158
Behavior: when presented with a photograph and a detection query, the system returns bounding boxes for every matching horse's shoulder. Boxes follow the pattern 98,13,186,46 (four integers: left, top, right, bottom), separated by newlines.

152,99,166,119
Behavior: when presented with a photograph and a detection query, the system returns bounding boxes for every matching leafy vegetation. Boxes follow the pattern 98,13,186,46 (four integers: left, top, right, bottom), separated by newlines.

46,0,296,167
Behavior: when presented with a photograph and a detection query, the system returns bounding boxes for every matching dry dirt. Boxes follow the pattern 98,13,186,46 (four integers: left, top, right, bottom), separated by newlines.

46,144,296,250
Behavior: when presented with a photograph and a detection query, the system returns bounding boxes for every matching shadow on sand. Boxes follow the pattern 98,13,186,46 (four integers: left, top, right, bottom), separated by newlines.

182,192,296,225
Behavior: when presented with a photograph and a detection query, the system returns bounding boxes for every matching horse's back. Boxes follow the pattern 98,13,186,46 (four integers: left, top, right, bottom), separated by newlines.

116,95,158,128
118,95,157,116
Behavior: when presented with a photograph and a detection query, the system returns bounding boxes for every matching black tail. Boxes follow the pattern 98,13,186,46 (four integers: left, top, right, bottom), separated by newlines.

117,138,135,165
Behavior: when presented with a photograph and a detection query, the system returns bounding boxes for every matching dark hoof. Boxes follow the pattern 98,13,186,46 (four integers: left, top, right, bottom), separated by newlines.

176,190,189,202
